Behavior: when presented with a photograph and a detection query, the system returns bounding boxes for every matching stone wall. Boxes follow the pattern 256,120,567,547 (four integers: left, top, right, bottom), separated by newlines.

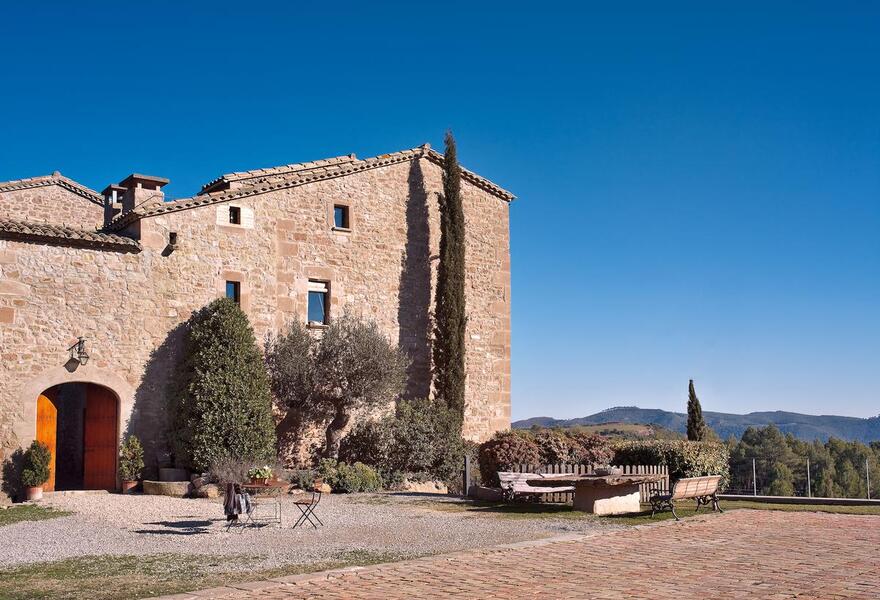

0,181,104,229
0,155,511,494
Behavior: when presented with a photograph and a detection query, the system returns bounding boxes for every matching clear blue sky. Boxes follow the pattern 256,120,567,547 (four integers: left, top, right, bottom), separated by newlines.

2,2,878,420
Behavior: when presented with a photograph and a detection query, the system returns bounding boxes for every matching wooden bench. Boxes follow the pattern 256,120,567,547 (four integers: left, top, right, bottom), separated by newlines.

498,472,575,502
650,475,723,520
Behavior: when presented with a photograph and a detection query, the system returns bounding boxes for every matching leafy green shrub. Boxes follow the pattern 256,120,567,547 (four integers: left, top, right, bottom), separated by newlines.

316,458,339,487
314,458,380,493
169,298,276,471
612,439,730,487
478,430,541,486
379,469,406,490
339,398,467,486
20,441,51,488
338,419,392,469
119,435,145,481
293,468,317,490
333,462,382,493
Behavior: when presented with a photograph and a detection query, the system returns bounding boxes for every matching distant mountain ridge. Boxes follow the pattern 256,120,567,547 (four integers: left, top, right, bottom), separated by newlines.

513,406,880,443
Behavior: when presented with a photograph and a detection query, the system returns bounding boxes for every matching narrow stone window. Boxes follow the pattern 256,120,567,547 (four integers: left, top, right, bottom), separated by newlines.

307,280,329,325
225,281,241,305
333,205,350,230
229,206,241,225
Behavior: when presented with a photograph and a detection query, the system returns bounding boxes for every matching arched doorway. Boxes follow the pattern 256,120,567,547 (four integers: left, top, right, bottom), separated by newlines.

35,383,119,492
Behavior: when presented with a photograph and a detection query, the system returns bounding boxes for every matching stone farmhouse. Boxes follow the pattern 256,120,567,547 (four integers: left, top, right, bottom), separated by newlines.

0,144,513,496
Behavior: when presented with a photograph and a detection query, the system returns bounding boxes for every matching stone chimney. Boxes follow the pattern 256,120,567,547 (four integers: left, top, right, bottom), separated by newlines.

117,174,170,213
101,184,127,225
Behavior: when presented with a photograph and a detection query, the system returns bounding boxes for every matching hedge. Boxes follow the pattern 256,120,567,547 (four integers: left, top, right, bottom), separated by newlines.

477,431,729,489
611,439,730,488
478,430,613,486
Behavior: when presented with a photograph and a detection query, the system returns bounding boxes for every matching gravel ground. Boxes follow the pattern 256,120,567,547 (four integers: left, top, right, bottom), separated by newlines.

0,492,619,570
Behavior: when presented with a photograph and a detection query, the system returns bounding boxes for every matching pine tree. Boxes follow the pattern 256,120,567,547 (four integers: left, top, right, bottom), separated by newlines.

170,298,277,471
432,131,467,429
687,379,707,441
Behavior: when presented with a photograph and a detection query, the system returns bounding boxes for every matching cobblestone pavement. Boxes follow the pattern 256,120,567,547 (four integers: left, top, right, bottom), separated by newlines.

162,510,880,599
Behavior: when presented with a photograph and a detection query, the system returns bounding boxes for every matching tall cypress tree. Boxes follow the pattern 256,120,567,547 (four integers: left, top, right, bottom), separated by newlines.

433,131,467,427
687,379,707,441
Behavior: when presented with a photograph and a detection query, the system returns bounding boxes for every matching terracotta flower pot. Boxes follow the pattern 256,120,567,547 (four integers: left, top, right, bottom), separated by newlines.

25,486,43,502
121,480,138,494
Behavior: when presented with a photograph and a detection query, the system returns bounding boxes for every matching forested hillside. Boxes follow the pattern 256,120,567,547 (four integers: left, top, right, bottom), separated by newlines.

514,406,880,443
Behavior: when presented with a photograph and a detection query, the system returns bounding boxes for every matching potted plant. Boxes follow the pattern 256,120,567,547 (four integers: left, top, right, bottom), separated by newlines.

20,440,51,501
247,465,273,485
119,435,145,493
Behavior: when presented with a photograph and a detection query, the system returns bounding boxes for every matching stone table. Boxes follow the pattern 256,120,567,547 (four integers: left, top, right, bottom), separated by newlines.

527,474,664,515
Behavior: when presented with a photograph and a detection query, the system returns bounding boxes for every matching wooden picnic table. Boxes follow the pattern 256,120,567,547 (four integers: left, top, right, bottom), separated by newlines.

527,473,664,515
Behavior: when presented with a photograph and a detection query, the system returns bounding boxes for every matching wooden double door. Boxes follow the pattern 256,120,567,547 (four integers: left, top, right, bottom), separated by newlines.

36,384,118,492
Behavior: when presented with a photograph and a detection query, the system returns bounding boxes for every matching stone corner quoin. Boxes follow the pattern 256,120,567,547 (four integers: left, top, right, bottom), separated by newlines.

0,146,513,490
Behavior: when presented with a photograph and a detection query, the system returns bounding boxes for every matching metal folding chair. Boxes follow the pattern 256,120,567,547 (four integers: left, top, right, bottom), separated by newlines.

292,490,323,529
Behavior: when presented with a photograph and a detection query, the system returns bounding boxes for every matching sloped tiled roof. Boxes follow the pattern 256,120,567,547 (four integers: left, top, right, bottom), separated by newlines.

422,146,514,201
0,218,140,252
0,172,104,205
108,144,514,231
200,153,359,194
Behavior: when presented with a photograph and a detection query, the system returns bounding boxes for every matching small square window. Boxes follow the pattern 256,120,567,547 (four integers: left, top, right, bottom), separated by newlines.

333,205,349,229
308,280,328,324
229,206,241,225
225,281,241,305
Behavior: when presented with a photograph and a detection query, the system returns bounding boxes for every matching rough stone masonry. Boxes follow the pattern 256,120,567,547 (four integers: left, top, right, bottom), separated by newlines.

0,144,513,496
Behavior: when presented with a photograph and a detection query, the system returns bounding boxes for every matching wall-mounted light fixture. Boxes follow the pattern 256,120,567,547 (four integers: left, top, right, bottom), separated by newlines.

68,337,89,366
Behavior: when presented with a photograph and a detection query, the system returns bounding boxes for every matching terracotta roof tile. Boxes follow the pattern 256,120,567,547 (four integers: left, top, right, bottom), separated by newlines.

199,145,515,201
0,172,104,205
108,144,514,231
0,218,140,252
200,154,359,193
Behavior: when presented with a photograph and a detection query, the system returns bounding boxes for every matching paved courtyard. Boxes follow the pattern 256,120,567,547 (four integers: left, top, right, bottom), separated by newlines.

166,510,880,599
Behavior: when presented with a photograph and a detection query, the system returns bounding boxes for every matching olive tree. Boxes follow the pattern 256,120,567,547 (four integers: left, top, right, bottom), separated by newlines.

267,314,408,459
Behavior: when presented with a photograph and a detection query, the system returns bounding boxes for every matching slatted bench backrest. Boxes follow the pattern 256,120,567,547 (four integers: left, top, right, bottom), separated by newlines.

671,475,721,500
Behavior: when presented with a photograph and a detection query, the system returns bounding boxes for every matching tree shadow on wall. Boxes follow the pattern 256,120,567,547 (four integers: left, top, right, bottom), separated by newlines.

125,322,187,480
397,158,433,400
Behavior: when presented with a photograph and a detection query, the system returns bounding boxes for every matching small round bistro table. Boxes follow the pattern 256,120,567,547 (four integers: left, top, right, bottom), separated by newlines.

241,480,290,527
